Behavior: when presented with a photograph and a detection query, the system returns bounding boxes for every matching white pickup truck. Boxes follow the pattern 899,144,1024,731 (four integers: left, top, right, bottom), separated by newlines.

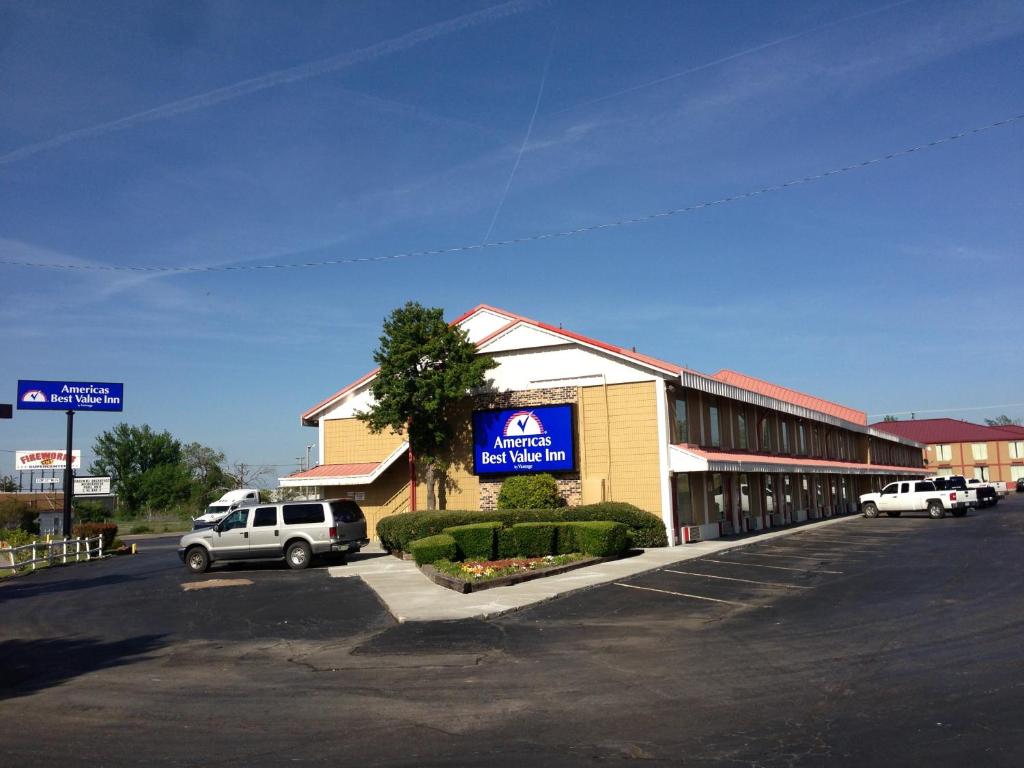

967,478,1008,498
860,480,968,520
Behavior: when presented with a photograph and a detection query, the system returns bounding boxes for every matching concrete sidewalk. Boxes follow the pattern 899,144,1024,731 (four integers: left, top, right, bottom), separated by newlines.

329,514,861,622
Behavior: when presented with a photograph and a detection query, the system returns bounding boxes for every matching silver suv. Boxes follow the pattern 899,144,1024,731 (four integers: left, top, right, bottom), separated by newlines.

178,499,368,573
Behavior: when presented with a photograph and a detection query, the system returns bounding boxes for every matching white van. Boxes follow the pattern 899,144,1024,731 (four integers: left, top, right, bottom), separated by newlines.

191,489,260,530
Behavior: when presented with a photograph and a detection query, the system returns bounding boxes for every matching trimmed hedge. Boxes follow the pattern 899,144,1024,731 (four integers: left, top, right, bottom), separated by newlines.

442,522,500,561
512,523,556,557
553,522,577,555
72,522,118,550
377,502,666,552
409,534,457,566
496,527,518,559
569,521,629,557
497,474,562,510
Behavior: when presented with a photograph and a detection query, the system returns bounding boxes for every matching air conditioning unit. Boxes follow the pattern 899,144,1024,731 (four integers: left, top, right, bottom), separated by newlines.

682,525,702,543
720,520,736,536
771,513,785,527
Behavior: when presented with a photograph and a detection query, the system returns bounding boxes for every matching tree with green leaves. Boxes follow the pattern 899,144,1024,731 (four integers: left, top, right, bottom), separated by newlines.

359,302,496,510
90,423,182,514
882,415,899,422
985,414,1022,427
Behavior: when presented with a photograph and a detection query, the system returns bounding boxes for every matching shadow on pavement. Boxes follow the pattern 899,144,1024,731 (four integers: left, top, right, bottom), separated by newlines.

0,634,166,700
0,573,139,602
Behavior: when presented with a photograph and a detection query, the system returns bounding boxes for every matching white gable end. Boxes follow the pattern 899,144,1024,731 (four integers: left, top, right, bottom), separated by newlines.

486,345,664,391
481,323,566,352
457,308,515,343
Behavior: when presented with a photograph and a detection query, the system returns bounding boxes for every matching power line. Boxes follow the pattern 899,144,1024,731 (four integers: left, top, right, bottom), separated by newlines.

2,112,1021,274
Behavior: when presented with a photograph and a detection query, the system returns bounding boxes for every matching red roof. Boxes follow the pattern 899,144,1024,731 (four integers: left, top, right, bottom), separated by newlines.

676,445,927,475
711,370,867,425
870,418,1024,444
285,462,380,479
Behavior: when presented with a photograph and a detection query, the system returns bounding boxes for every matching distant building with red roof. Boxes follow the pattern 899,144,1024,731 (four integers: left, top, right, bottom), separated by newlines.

284,304,926,545
871,418,1024,484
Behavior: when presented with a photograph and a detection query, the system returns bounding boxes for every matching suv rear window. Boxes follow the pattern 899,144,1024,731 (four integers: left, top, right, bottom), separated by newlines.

914,482,936,492
330,500,365,523
282,503,325,525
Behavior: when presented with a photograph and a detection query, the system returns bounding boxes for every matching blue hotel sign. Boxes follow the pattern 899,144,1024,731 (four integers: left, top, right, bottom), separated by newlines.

17,380,124,412
473,403,576,475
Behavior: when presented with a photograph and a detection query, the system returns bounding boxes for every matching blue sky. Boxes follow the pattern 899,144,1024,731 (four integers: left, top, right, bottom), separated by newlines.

2,0,1022,480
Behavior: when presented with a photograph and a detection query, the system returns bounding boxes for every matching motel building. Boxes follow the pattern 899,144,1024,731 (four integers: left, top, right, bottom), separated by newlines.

281,305,927,546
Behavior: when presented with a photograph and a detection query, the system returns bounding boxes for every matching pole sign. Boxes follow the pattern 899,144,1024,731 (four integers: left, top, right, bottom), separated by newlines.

472,404,576,475
74,476,111,495
16,450,82,470
17,380,124,412
36,477,60,485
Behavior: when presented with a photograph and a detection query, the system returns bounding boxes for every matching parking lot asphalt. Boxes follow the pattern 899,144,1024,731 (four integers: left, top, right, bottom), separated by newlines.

3,497,1024,766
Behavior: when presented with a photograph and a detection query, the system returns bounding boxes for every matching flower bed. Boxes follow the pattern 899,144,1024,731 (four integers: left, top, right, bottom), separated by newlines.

421,553,608,594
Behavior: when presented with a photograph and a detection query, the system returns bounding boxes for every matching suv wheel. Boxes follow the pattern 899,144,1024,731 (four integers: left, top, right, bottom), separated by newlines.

186,546,210,574
286,540,312,570
863,502,879,518
928,501,945,520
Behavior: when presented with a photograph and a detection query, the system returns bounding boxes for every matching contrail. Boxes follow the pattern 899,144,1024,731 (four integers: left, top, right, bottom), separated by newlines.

481,26,557,243
0,0,540,167
553,0,918,115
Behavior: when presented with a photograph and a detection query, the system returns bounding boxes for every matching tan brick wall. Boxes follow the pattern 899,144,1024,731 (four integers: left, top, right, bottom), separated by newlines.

321,460,409,540
323,418,405,464
579,381,662,514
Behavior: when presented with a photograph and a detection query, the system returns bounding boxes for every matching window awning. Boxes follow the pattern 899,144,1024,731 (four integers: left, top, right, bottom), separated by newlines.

670,444,929,476
279,443,408,487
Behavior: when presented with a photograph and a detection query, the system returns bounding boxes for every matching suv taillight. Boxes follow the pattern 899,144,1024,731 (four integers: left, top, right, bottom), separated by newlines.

949,492,956,501
329,526,337,538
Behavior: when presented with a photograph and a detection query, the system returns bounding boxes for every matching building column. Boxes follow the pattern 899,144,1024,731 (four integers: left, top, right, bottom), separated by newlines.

654,378,677,545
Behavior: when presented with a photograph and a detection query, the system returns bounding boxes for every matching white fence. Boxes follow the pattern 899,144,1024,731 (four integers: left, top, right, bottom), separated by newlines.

0,535,105,576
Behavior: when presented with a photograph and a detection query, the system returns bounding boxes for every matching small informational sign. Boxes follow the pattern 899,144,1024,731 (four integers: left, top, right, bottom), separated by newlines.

17,380,124,412
75,476,111,495
36,477,60,485
16,450,82,470
472,403,576,475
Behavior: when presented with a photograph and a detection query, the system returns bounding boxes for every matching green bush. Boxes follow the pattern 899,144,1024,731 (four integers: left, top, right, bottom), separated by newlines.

441,522,500,561
568,521,629,557
553,522,577,555
72,522,119,550
409,534,457,566
73,499,108,523
496,527,518,559
496,474,563,510
377,502,665,552
129,523,153,535
511,523,557,557
0,498,37,533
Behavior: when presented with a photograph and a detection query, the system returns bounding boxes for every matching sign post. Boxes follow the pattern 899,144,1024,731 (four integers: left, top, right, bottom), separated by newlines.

17,380,124,537
0,403,12,419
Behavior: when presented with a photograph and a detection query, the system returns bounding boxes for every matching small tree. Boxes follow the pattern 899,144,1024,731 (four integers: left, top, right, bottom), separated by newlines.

0,475,17,493
359,302,496,510
985,415,1022,427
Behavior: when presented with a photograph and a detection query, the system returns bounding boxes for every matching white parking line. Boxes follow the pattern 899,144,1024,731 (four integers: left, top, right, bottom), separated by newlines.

733,551,858,562
615,582,766,608
664,569,812,590
702,558,843,575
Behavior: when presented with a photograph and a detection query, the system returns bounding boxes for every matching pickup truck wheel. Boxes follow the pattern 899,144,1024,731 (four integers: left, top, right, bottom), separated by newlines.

285,540,312,570
862,502,879,518
186,546,210,574
927,501,945,520
886,510,902,518
952,509,967,518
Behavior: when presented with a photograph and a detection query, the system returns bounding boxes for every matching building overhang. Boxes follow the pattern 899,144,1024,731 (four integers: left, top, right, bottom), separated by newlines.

670,445,929,476
279,443,408,487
